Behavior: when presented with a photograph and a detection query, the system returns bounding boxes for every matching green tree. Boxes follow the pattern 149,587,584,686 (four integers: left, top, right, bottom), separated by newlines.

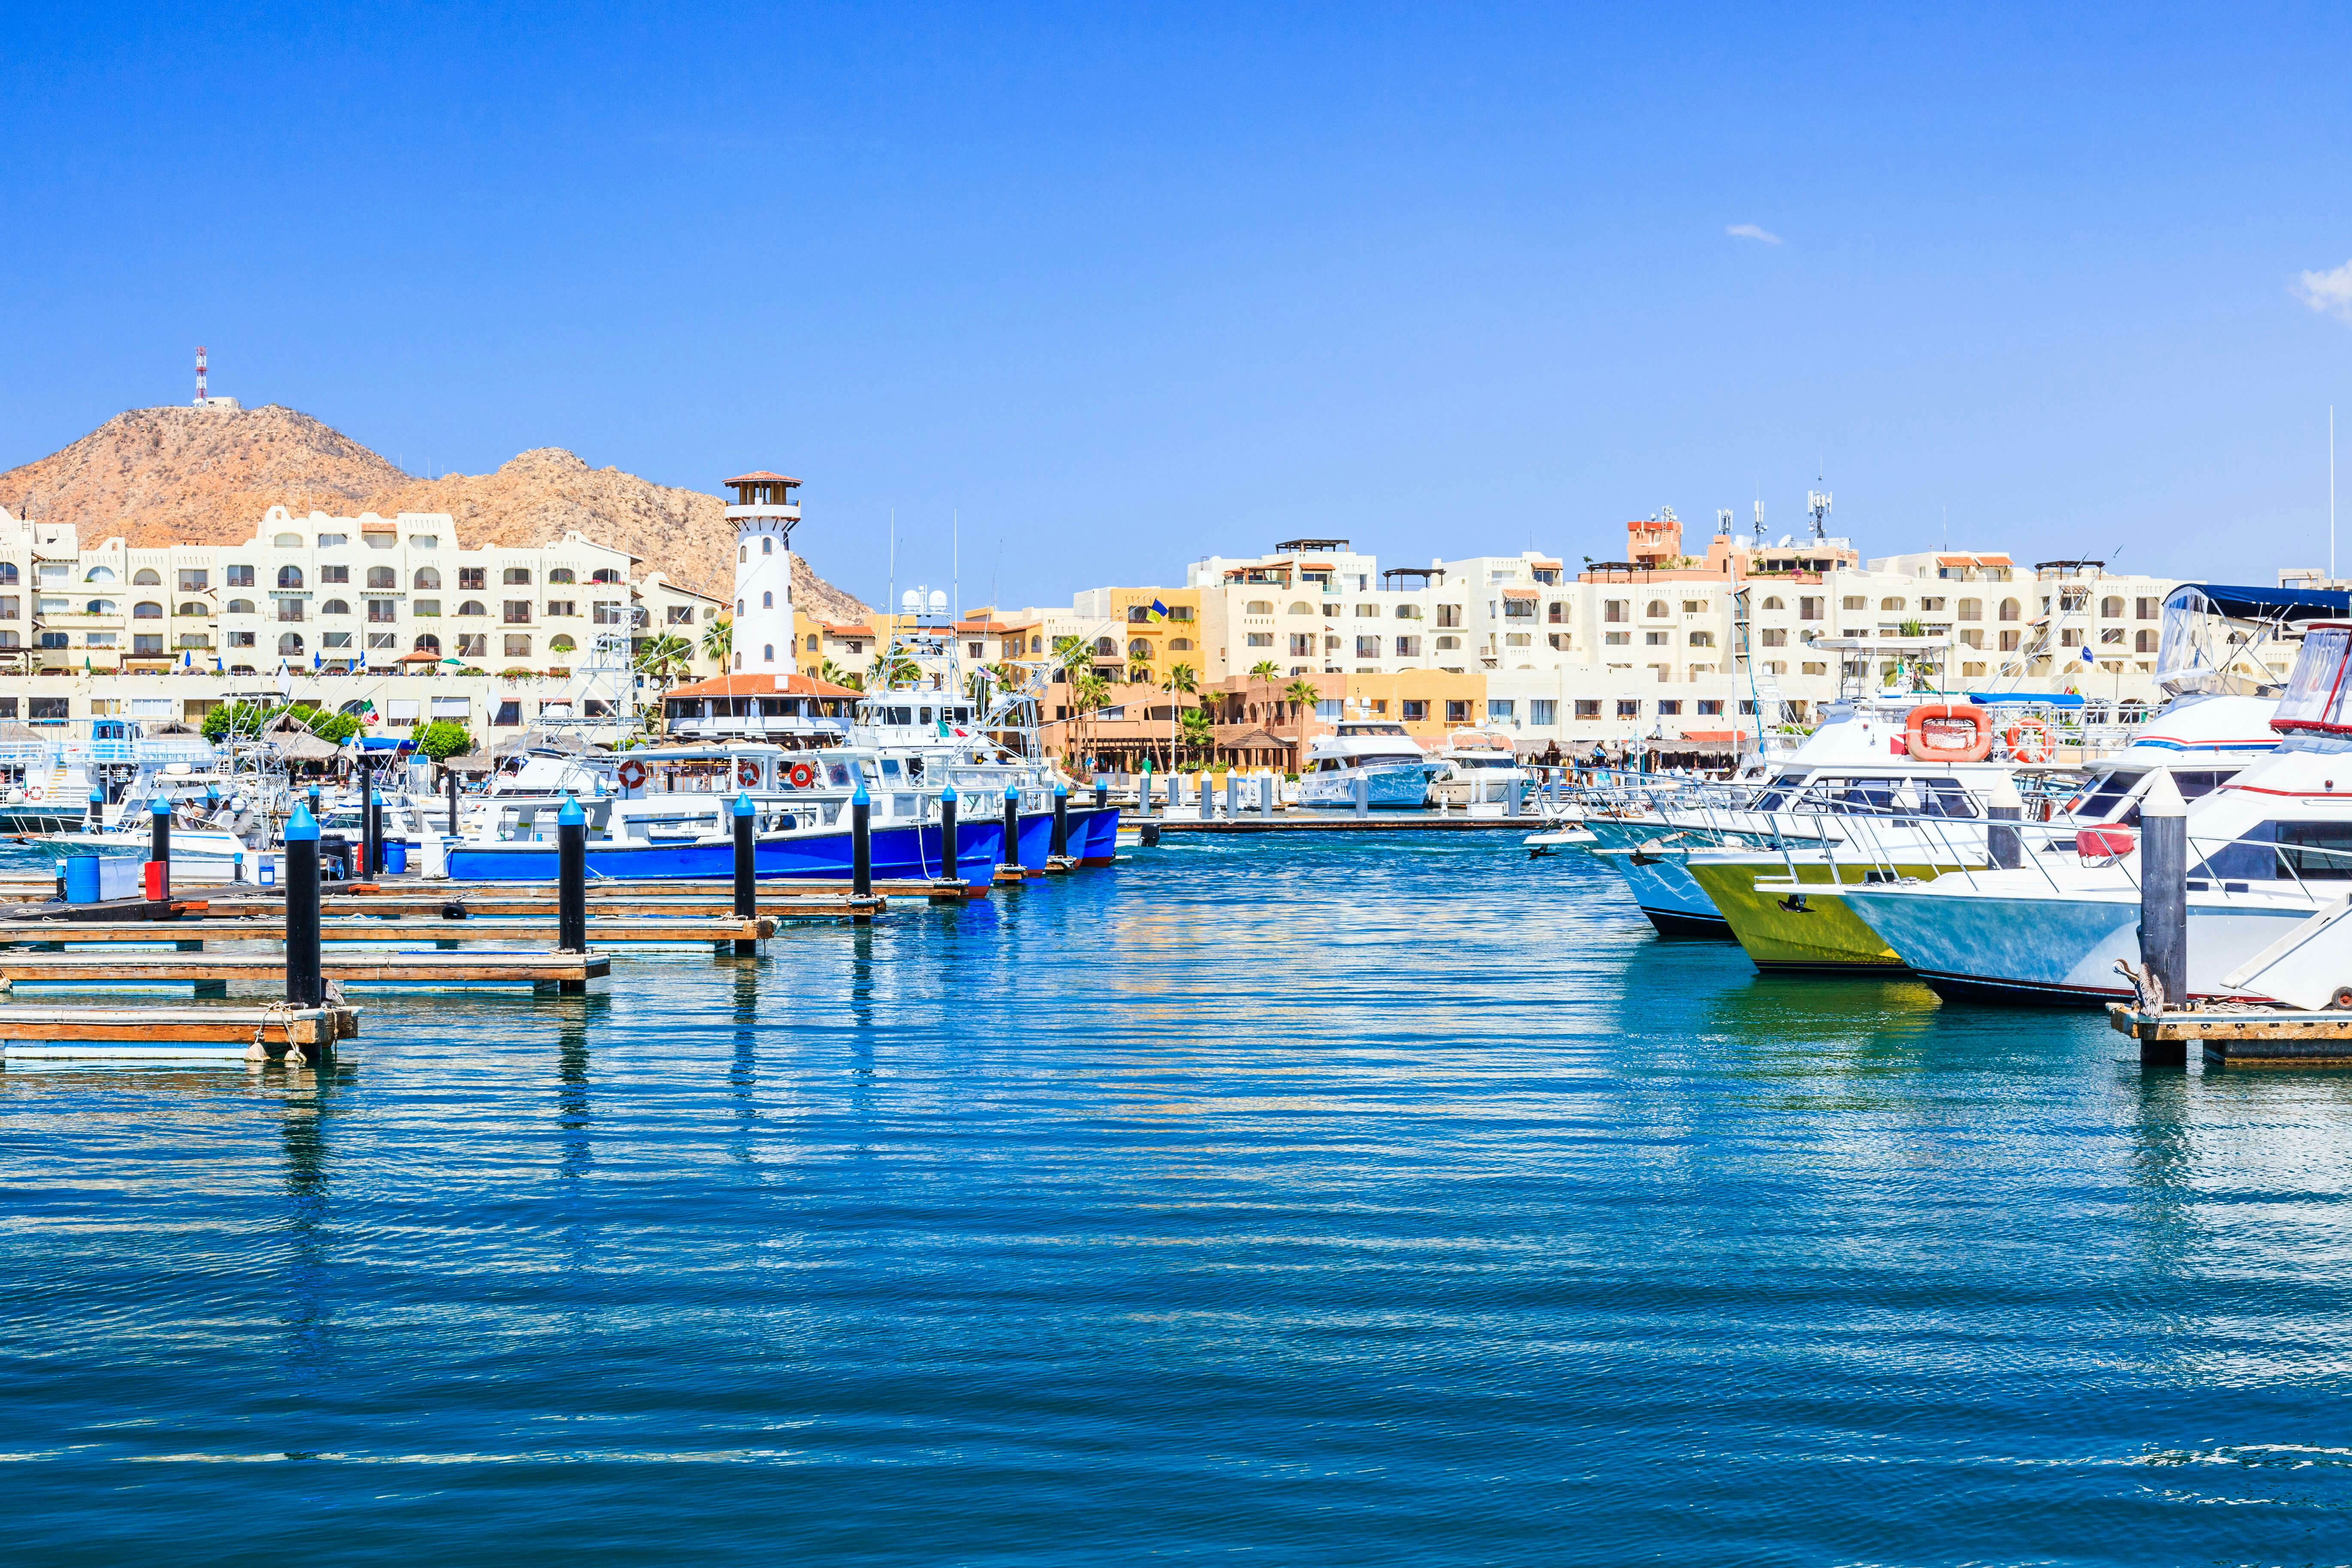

1249,659,1279,682
1164,662,1200,770
815,657,856,688
633,632,694,688
1283,678,1321,725
1051,634,1092,681
867,648,921,689
700,616,733,666
1179,704,1215,762
415,719,473,762
1068,672,1110,764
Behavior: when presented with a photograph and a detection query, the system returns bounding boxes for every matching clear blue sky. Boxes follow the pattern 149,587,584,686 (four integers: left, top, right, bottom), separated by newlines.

5,3,2350,605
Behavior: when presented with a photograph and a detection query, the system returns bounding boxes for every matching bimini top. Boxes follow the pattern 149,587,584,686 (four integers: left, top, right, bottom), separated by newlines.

2270,622,2352,734
2165,583,2352,624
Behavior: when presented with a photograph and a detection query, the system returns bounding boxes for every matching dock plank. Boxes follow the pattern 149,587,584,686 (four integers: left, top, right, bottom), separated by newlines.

0,916,778,946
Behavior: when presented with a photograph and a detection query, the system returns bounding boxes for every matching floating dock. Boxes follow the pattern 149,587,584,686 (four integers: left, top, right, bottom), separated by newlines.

0,1003,357,1064
0,916,778,947
2109,1004,2352,1065
203,890,894,920
0,949,607,993
1142,814,1541,836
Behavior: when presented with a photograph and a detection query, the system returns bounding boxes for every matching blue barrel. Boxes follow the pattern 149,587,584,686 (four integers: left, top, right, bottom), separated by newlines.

63,856,99,904
385,839,409,874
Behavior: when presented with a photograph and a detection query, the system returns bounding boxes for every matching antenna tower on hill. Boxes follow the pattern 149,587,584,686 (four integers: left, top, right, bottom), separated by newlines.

194,346,208,406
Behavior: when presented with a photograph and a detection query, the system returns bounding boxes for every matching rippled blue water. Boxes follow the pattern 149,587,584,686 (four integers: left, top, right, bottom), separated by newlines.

5,831,2352,1565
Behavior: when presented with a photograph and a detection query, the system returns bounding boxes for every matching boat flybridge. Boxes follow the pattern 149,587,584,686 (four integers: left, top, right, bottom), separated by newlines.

1822,612,2352,1005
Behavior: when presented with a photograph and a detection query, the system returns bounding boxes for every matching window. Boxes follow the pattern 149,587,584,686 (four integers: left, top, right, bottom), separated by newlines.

1799,597,1823,620
360,566,392,590
591,568,621,584
175,569,206,591
503,600,533,624
1446,700,1472,723
1280,601,1311,616
413,634,441,655
413,599,440,617
411,536,438,551
1574,699,1600,720
1646,600,1669,618
2137,597,2160,619
1246,599,1273,614
1961,629,1984,649
457,634,488,658
1247,632,1274,648
1761,596,1783,610
592,601,624,625
1394,635,1421,657
1880,597,1904,612
1289,634,1313,656
277,600,304,622
1438,604,1462,627
546,600,576,618
504,634,532,658
1604,631,1629,646
131,633,162,654
132,601,162,619
1128,638,1154,660
1919,597,1946,612
549,568,576,585
458,600,485,617
2000,630,2022,651
1396,604,1424,619
1802,661,1827,675
1617,699,1640,718
1489,700,1515,719
276,565,303,589
504,567,532,585
1169,637,1193,651
1436,634,1461,650
321,599,350,616
411,567,441,591
1530,699,1556,725
761,539,773,556
368,600,397,623
1697,699,1723,716
1547,602,1566,624
2061,628,2083,648
1644,631,1668,646
1761,628,1786,646
37,632,67,650
1843,596,1867,611
1957,598,1982,621
2136,629,2157,653
1604,600,1628,623
1355,636,1379,657
131,568,161,586
1655,699,1681,715
321,631,352,649
1548,632,1569,650
1400,700,1428,721
83,566,115,583
2000,598,2020,621
278,633,304,655
549,634,577,655
459,567,486,590
317,533,346,548
494,700,521,727
0,598,15,618
1502,599,1533,620
2100,627,2126,645
669,605,695,625
1688,631,1714,647
226,598,255,615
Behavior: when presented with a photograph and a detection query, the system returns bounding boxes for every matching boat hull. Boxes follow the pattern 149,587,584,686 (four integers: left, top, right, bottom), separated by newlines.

1685,856,1980,972
1297,764,1438,810
1609,850,1737,940
448,816,1012,883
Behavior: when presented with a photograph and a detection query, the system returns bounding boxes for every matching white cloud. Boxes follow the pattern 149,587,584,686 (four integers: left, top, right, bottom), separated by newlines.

1726,223,1782,245
2296,260,2352,323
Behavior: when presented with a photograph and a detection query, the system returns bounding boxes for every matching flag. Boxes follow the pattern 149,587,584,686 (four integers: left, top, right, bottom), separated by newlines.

1149,599,1169,621
2080,645,2094,663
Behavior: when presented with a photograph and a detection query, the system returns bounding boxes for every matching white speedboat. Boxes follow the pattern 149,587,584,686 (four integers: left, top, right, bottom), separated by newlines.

1297,721,1446,809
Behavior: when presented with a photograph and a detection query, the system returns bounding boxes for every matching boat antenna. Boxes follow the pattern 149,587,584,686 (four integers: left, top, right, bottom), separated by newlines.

2332,404,2337,582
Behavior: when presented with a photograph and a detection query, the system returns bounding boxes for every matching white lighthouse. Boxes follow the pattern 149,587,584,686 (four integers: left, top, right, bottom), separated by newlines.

724,471,800,676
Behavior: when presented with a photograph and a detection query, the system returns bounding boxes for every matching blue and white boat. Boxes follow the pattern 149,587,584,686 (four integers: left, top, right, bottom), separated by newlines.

1296,720,1446,809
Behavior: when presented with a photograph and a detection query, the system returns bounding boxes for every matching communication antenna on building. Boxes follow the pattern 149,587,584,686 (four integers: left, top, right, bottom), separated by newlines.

1716,508,1734,533
194,346,208,406
1807,482,1832,543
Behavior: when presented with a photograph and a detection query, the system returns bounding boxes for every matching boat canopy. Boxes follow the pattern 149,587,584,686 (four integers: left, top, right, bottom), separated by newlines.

2159,583,2350,697
2269,623,2352,735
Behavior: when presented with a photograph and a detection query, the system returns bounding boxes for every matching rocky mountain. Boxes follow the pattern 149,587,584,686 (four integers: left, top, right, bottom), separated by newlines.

0,405,868,622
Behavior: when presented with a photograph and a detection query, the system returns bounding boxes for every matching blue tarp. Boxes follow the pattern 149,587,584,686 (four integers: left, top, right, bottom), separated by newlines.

2164,582,2352,623
359,736,415,751
1965,692,2087,708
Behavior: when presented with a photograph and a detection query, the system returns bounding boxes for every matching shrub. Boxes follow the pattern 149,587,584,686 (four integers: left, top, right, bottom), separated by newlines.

415,720,473,762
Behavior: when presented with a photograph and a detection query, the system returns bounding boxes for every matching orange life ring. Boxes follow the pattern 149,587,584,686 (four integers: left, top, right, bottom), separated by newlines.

1903,702,1993,763
788,762,816,790
616,759,648,791
23,785,42,803
2005,717,2056,765
737,758,759,787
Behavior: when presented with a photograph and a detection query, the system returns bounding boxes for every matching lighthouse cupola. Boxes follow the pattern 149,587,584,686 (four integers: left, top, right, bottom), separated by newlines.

724,471,801,676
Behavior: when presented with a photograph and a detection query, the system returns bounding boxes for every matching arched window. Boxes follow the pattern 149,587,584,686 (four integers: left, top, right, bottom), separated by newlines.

273,532,303,548
279,633,304,655
413,634,441,654
1436,635,1460,650
1169,637,1193,651
761,591,773,609
413,567,441,590
1646,600,1668,617
1093,637,1116,656
1999,598,2020,622
2135,629,2157,653
277,565,303,589
1245,600,1273,614
548,568,576,585
85,599,117,614
1030,636,1043,653
761,538,773,555
736,600,745,618
1288,601,1312,615
2101,595,2125,618
227,599,255,615
549,634,576,654
1880,597,1904,612
1128,638,1153,659
738,546,748,564
1958,598,1982,621
806,634,818,651
762,643,774,661
321,599,349,616
1761,595,1784,610
591,568,620,584
85,566,116,583
131,568,161,585
458,600,485,616
367,566,395,590
0,564,17,583
132,602,162,619
178,601,206,616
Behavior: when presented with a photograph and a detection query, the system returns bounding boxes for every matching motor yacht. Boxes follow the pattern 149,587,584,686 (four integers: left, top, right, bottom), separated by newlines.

1297,720,1447,809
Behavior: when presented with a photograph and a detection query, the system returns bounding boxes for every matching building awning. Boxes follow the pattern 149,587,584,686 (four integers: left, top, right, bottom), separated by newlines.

664,672,861,699
1218,728,1290,749
1501,588,1541,601
1677,729,1738,743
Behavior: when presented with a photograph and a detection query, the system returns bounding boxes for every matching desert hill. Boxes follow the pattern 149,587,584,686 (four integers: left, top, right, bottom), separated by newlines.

0,405,868,622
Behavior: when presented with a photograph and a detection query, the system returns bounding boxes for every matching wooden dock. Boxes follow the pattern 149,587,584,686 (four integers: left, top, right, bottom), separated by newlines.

2109,1003,2352,1064
0,1003,357,1064
0,949,608,992
0,915,777,947
203,890,891,921
1143,813,1541,836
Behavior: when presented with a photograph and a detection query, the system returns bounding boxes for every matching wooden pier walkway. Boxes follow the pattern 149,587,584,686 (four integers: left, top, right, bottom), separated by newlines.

201,890,890,920
0,916,776,947
2110,1003,2352,1065
0,1003,357,1063
1143,813,1540,836
0,949,607,992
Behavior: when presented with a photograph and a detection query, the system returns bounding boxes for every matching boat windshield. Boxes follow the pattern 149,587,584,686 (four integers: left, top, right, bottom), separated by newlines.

1792,773,1981,819
1341,723,1410,737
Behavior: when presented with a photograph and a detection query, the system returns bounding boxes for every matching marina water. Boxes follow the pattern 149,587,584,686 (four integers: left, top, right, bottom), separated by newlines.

5,832,2351,1563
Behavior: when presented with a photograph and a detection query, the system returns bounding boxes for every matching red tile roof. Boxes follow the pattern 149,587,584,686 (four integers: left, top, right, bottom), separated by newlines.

724,471,800,486
664,672,860,699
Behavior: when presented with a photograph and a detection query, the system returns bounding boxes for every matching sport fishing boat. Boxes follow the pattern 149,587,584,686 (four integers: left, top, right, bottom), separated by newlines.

1297,720,1447,809
1428,728,1535,809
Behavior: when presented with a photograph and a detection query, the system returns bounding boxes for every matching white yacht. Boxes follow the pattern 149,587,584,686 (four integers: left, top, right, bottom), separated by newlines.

1428,728,1537,809
1297,720,1447,809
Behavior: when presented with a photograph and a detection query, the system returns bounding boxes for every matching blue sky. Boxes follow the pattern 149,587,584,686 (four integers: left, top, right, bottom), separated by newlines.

4,3,2350,604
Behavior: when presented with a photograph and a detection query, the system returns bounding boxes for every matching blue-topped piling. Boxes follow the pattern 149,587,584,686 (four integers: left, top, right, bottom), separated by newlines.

557,794,587,954
851,782,873,899
284,802,322,1007
731,792,758,955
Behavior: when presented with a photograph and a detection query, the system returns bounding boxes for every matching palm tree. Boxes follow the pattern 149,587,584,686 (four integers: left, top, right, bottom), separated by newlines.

867,648,921,690
1164,662,1200,771
815,657,855,688
1069,672,1110,767
700,616,733,668
1282,678,1320,726
1249,659,1279,682
632,632,694,690
1051,634,1092,682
